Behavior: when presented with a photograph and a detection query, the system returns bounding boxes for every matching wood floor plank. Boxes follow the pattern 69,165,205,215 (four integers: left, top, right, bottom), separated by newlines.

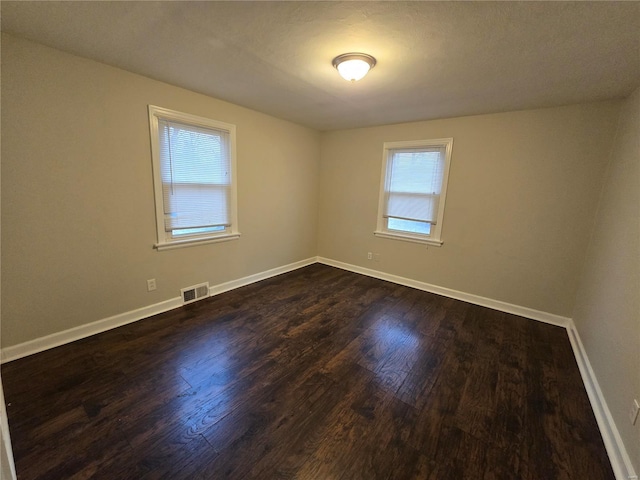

1,264,615,479
485,314,530,479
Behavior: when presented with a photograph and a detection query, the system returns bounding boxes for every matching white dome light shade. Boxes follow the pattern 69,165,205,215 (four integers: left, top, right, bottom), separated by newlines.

336,59,370,82
332,53,376,82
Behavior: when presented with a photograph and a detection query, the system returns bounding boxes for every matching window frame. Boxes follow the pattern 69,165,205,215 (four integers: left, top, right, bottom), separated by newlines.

374,138,453,246
148,105,239,251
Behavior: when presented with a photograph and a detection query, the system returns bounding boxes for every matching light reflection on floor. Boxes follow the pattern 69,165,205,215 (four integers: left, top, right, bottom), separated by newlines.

366,315,422,390
174,332,235,437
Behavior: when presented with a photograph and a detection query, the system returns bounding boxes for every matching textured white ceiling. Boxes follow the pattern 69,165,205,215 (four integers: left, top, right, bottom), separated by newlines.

2,1,639,130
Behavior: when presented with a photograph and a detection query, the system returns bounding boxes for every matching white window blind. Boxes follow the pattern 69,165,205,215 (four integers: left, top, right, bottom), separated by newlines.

383,147,445,225
148,105,238,250
375,138,453,246
158,119,231,232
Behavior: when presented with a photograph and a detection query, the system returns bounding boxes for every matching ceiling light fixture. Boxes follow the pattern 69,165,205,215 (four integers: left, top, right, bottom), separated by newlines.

332,53,376,82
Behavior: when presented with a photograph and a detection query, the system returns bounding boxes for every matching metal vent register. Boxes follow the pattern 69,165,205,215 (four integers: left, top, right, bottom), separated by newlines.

181,282,210,305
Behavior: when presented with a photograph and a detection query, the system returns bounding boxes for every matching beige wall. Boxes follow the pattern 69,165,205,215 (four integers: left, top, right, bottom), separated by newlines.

1,34,320,347
318,102,621,317
572,87,640,473
0,53,17,478
0,32,626,344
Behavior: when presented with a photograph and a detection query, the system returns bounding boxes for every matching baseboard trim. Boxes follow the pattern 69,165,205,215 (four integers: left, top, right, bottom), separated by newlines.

0,296,183,364
0,257,317,364
0,256,568,362
208,257,317,296
317,257,571,327
566,320,637,480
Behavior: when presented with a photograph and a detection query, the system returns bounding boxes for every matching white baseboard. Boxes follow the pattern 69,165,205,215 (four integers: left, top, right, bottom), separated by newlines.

317,257,571,327
0,256,567,363
0,257,317,364
208,257,317,296
566,320,637,480
0,296,183,364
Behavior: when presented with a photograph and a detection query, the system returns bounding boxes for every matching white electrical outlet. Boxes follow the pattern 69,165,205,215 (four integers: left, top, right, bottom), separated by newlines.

147,278,157,292
367,252,373,260
630,399,639,425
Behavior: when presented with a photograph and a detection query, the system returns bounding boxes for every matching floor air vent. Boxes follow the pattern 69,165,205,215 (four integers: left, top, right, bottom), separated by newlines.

181,282,210,305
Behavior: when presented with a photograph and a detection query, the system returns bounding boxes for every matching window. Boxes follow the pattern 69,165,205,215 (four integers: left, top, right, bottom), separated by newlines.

148,106,239,250
375,138,453,246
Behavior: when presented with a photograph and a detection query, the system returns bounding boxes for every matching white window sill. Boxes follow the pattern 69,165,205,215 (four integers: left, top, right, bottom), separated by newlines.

374,230,443,246
155,233,241,251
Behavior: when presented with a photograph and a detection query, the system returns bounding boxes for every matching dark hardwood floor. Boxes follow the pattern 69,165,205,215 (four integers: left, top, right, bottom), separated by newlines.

2,264,614,479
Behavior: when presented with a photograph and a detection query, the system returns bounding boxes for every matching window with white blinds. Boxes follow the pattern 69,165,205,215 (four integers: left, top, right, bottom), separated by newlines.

148,106,239,250
375,138,453,246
